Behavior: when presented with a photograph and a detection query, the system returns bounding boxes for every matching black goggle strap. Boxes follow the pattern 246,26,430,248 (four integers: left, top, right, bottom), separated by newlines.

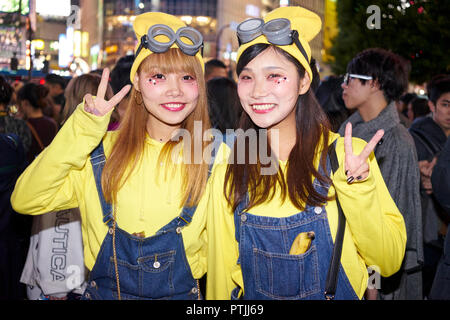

135,34,149,59
291,30,310,65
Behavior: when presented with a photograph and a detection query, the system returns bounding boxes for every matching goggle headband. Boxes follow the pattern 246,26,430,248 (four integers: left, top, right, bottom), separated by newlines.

135,24,204,57
237,18,310,64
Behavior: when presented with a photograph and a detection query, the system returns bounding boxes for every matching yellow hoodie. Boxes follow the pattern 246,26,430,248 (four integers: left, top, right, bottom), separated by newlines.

11,103,226,279
205,132,407,300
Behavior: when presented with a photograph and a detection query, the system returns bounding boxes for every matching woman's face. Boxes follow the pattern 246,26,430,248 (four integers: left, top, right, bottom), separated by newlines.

237,47,308,129
135,67,199,130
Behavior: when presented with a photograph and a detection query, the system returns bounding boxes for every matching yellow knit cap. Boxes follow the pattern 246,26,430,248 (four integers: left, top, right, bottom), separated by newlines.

130,12,205,84
236,6,321,81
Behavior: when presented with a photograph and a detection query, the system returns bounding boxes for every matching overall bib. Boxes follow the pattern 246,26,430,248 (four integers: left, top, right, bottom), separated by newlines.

82,143,202,300
231,152,359,300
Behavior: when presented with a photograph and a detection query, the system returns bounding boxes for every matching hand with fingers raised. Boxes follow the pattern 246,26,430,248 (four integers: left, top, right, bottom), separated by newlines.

83,68,131,117
343,122,384,184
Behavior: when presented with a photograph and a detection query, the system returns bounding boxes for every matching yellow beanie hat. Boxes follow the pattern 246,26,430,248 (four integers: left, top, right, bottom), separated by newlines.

130,12,205,84
236,6,321,81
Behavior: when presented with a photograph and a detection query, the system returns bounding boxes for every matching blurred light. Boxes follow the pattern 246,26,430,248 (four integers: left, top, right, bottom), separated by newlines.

419,89,425,95
245,5,260,18
36,0,71,17
32,39,45,50
74,30,82,57
181,16,193,24
58,33,72,68
280,0,289,7
196,16,210,24
81,32,89,57
49,41,59,51
138,2,144,9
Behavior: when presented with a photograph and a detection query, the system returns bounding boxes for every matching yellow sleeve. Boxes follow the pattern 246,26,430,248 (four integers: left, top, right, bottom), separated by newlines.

205,161,241,300
11,103,112,215
182,142,230,280
332,136,407,277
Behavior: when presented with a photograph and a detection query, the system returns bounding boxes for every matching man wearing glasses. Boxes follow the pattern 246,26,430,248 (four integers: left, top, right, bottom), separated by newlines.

338,48,423,300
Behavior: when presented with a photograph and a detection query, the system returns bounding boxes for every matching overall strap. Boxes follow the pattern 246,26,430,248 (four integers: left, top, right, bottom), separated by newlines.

324,138,346,300
90,142,114,227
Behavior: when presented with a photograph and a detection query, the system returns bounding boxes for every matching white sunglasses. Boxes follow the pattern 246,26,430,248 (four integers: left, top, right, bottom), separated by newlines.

343,73,373,85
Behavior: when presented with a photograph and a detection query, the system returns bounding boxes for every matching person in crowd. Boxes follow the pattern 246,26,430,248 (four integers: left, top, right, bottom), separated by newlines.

338,48,423,300
10,80,25,119
207,77,242,133
109,54,135,130
11,12,226,300
10,52,18,71
205,6,406,300
409,74,450,298
16,83,58,163
0,76,32,154
0,133,31,300
429,136,450,300
44,74,67,124
396,92,417,128
205,59,228,82
315,75,352,132
61,73,115,127
407,96,430,124
19,73,114,300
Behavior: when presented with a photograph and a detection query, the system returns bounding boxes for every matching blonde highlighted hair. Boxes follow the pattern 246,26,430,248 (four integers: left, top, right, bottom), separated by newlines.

101,48,211,207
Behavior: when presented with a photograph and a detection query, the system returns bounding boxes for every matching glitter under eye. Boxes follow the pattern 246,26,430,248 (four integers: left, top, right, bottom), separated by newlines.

276,77,288,84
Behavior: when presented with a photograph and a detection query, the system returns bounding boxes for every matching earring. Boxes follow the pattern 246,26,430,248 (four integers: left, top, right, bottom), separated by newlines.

135,91,143,105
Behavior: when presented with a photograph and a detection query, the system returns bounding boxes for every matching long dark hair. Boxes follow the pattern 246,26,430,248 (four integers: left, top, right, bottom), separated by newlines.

225,44,333,212
207,77,242,133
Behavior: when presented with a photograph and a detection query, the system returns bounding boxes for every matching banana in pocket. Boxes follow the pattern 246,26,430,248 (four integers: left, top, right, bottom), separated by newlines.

289,231,315,255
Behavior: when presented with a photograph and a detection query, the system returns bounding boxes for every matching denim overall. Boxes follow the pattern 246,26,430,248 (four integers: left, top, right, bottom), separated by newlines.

231,152,359,300
82,142,207,300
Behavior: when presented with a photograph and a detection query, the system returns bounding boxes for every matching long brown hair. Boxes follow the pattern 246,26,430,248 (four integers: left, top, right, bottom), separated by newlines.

102,48,211,207
62,73,114,125
225,44,333,212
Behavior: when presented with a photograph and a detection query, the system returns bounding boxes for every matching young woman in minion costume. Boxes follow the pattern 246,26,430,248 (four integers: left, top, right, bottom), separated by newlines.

205,6,407,300
12,12,225,300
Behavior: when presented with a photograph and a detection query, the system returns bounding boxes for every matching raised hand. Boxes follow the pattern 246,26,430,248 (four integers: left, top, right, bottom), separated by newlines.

343,122,384,184
419,157,437,194
83,68,131,116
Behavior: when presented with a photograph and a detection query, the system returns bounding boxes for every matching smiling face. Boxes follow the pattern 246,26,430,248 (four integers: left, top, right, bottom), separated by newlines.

136,68,199,126
133,50,203,139
237,47,309,129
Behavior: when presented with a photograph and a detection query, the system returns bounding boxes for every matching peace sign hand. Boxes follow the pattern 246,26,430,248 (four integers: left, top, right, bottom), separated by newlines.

83,68,131,116
343,122,384,184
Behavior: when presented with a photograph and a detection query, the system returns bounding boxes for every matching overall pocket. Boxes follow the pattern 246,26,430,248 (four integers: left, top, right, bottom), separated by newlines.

253,245,320,299
109,250,176,299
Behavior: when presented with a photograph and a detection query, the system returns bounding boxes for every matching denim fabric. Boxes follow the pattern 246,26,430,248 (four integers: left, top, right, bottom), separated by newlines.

232,152,359,300
82,142,200,300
